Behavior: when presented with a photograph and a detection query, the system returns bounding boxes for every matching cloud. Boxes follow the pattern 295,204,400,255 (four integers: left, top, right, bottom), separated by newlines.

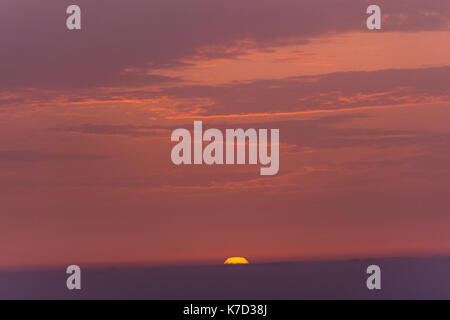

50,124,171,138
1,0,449,90
5,65,448,116
0,150,110,162
159,66,450,116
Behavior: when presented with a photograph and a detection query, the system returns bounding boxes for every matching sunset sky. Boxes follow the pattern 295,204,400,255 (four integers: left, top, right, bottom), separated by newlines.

1,0,450,269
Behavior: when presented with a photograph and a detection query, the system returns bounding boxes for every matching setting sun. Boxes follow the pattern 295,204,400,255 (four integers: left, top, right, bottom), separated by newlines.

224,257,250,265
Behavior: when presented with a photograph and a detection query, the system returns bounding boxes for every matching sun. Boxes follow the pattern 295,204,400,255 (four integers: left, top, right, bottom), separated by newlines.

224,257,250,265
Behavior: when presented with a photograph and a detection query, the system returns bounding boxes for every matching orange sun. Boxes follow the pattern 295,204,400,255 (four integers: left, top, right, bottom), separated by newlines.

224,257,250,265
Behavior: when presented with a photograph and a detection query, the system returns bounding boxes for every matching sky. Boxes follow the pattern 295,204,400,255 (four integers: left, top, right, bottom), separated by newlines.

0,0,450,269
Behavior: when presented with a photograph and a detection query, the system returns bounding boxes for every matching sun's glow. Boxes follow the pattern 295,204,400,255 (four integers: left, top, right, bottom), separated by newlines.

224,257,250,265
